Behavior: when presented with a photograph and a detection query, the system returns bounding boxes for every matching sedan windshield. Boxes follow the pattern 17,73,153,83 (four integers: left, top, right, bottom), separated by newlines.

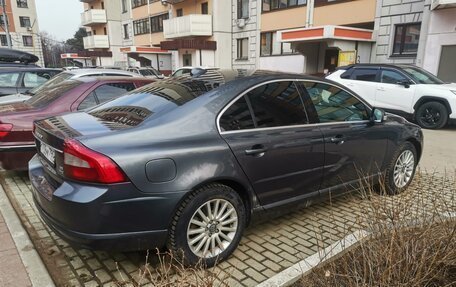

26,80,80,108
401,66,444,84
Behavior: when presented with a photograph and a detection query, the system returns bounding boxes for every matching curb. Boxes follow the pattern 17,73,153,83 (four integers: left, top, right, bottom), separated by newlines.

257,230,370,287
0,184,55,287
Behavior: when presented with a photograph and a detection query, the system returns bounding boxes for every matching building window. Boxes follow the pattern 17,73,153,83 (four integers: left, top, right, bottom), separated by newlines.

133,18,150,35
103,27,107,35
101,1,104,9
0,15,7,26
122,0,127,13
201,2,208,14
262,0,306,12
0,34,10,46
237,38,248,60
238,0,249,19
260,31,296,56
131,0,147,9
123,24,129,39
392,23,421,57
176,8,183,17
150,13,168,33
19,16,31,27
17,0,28,8
22,35,33,47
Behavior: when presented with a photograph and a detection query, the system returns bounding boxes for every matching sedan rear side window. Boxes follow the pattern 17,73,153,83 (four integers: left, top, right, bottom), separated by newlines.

247,81,307,128
351,68,378,82
303,82,368,123
219,96,254,131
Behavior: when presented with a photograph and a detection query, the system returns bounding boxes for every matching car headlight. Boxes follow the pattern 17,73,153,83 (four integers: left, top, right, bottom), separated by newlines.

451,90,456,95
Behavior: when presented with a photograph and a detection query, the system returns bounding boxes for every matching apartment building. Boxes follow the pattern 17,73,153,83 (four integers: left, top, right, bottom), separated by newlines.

0,0,44,66
80,0,124,66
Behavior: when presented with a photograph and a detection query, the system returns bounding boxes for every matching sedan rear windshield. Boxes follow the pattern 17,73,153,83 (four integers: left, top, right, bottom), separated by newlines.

29,72,72,94
88,80,213,127
139,69,160,77
401,67,444,84
26,80,81,108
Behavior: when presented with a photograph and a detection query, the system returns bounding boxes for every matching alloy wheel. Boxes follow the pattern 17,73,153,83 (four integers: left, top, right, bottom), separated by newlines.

187,199,238,259
393,150,415,188
420,107,441,127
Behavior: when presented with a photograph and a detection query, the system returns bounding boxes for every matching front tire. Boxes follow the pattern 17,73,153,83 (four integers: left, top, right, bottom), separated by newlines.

167,184,246,267
415,101,448,129
383,142,417,195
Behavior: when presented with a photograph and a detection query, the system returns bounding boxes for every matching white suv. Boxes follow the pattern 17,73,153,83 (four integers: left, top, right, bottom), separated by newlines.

326,64,456,129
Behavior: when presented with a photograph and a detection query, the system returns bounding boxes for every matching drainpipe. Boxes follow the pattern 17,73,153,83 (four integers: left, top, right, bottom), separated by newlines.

306,0,315,28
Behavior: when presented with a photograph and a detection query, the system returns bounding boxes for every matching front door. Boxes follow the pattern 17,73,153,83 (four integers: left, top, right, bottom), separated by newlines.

375,68,416,114
324,49,339,73
219,81,325,206
299,80,388,191
183,54,192,66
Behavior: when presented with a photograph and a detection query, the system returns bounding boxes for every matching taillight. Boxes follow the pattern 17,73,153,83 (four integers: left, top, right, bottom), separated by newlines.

0,123,13,139
63,139,127,184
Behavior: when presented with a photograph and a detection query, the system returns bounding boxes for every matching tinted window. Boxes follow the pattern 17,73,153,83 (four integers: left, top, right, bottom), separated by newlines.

351,69,378,82
78,92,97,110
340,68,353,79
29,72,71,94
381,70,408,84
0,72,20,87
95,83,136,103
303,82,369,123
247,81,307,128
220,96,254,131
26,80,81,108
23,71,55,88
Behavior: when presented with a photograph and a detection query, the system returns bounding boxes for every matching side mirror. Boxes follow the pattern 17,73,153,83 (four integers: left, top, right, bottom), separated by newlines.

371,108,386,123
397,80,411,88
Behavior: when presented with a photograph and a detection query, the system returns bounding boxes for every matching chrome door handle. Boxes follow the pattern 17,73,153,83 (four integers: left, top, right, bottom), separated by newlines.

377,87,386,91
245,145,268,156
330,135,345,145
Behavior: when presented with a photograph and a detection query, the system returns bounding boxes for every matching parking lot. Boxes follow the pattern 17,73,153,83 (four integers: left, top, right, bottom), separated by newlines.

1,128,455,287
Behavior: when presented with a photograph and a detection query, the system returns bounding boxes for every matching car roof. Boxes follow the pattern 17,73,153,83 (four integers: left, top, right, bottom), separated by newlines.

337,63,418,70
62,68,139,77
75,76,152,83
175,66,218,70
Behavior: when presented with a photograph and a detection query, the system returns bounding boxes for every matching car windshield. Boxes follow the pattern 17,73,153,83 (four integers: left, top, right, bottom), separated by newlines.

401,66,444,84
88,79,213,126
26,80,80,108
139,69,160,77
28,72,72,95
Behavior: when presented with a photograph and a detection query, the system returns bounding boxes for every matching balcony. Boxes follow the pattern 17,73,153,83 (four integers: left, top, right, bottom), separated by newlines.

81,9,107,26
163,14,212,39
431,0,456,9
80,0,97,3
83,35,109,49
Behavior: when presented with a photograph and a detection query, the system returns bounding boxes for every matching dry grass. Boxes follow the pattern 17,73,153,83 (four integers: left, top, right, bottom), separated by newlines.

298,172,456,287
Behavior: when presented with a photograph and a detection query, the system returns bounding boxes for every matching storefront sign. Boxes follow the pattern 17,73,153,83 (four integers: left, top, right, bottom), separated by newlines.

338,51,357,66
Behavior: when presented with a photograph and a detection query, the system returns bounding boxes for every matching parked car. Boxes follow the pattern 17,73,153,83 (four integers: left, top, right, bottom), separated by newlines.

30,69,422,266
171,66,218,77
326,64,456,129
127,67,165,79
0,68,141,104
0,76,153,170
0,68,61,97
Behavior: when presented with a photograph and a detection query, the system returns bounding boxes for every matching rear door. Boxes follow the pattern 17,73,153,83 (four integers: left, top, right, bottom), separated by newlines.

375,68,416,114
342,67,380,106
299,80,387,191
219,80,325,207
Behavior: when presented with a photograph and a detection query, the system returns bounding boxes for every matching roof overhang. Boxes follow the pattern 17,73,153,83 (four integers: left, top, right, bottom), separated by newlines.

278,25,374,43
120,46,170,54
160,39,217,51
60,53,91,59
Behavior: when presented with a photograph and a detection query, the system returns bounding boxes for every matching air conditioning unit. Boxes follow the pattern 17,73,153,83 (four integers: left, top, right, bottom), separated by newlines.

237,18,246,28
26,27,32,32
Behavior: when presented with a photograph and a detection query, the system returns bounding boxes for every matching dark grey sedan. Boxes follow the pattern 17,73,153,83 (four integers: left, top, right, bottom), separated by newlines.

30,69,423,266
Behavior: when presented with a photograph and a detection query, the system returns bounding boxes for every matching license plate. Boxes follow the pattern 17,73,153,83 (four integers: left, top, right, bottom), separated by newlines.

40,142,55,164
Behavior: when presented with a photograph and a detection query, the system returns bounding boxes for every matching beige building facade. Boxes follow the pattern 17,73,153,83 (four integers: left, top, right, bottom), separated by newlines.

0,0,44,66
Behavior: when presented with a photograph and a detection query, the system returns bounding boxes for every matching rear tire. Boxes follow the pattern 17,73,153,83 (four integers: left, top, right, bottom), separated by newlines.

167,184,246,267
383,142,417,195
415,101,448,129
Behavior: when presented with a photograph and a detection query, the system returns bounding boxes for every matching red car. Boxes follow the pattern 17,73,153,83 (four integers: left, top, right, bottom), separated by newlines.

0,76,153,170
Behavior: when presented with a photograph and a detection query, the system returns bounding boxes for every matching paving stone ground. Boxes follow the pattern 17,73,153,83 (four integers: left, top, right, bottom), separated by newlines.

1,170,454,287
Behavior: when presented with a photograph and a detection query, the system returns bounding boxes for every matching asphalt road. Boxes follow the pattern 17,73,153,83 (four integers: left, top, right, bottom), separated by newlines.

419,126,456,174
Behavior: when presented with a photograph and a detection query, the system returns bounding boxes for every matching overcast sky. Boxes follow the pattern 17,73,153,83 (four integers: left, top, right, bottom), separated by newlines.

36,0,84,41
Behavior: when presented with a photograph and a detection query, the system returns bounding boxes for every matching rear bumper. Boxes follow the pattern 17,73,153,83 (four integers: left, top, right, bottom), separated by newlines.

29,155,188,251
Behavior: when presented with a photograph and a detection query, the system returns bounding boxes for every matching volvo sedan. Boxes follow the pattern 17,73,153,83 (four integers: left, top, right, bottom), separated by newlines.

30,69,423,266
